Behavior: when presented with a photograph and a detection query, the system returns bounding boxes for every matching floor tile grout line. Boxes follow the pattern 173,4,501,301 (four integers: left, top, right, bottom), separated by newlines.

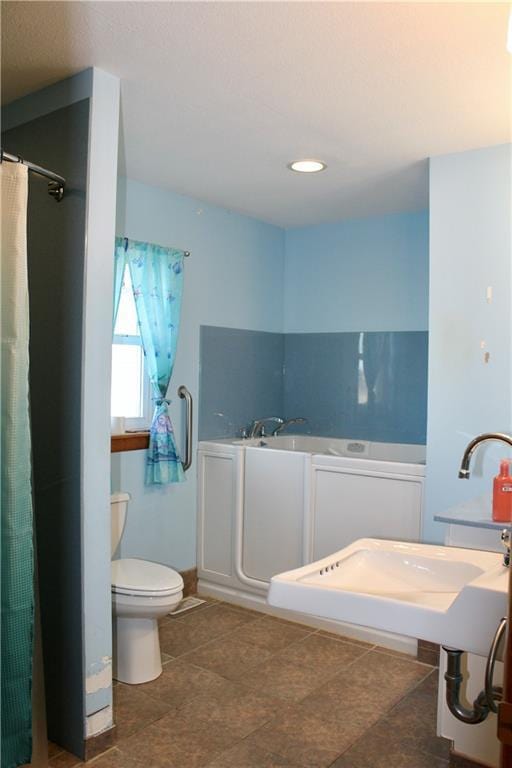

159,611,431,711
86,746,118,765
326,664,443,767
106,602,448,768
290,646,376,707
160,606,339,670
322,666,443,768
111,620,446,768
165,598,406,657
139,640,374,737
175,622,367,687
159,609,264,658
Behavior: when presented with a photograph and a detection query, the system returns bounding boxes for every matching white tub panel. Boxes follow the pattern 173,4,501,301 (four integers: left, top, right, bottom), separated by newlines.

198,451,236,578
243,447,308,582
312,468,423,560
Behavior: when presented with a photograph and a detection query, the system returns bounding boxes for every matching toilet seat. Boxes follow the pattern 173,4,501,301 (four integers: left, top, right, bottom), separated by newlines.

112,558,183,598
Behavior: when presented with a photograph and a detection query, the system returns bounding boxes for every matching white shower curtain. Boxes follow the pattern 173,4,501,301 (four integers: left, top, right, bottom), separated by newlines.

1,162,48,768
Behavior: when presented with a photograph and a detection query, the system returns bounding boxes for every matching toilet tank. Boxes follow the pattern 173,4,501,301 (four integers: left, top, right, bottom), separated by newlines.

111,492,130,557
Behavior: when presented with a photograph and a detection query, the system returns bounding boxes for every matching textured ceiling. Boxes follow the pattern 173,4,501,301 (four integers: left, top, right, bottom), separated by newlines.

2,1,511,227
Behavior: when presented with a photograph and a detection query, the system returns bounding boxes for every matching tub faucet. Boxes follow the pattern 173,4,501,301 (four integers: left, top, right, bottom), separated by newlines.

272,417,308,436
458,432,512,479
248,417,284,438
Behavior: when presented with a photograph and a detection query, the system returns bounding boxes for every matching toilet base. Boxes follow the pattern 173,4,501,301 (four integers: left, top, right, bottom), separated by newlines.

113,616,162,684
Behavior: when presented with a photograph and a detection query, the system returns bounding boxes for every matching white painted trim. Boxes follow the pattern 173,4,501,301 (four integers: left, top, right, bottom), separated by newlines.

233,447,270,590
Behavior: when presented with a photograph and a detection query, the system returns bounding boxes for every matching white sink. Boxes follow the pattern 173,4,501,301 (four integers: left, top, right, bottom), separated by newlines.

267,538,508,656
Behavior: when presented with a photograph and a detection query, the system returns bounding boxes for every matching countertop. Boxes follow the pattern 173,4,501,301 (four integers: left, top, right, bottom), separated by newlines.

434,495,512,530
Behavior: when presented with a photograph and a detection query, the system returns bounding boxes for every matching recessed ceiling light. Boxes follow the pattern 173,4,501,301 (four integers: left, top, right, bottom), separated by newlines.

288,159,327,173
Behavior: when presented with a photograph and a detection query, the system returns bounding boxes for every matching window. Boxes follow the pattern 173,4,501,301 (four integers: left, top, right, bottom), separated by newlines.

111,266,151,427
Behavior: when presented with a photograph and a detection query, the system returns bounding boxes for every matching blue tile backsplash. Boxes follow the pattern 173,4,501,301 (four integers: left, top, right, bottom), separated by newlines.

199,326,284,440
284,331,428,444
199,326,428,444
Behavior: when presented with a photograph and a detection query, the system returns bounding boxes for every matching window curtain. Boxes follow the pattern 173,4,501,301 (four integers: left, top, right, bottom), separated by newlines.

118,237,185,485
1,163,34,767
112,239,127,330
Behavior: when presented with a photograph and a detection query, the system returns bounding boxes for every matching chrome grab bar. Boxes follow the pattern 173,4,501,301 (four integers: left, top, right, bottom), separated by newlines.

178,385,193,471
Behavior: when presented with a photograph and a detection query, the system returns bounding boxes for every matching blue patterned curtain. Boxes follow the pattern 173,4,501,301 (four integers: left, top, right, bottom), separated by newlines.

119,237,185,485
112,239,127,330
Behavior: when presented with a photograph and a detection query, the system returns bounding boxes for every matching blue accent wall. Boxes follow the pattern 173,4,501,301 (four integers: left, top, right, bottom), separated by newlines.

199,327,428,444
3,92,90,757
284,331,428,444
199,326,284,440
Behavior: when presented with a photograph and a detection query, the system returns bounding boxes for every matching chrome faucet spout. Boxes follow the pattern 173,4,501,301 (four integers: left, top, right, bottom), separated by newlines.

272,417,308,436
458,432,512,479
248,417,284,439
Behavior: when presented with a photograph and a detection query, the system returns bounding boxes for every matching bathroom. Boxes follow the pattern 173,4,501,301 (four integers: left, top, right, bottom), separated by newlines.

1,3,511,768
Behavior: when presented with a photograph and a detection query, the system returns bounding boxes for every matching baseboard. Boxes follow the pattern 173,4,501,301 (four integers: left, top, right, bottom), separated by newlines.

180,567,197,597
84,725,116,761
449,749,495,768
417,639,440,666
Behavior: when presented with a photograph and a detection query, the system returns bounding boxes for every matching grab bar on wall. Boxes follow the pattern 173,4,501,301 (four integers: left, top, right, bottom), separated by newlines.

178,385,193,471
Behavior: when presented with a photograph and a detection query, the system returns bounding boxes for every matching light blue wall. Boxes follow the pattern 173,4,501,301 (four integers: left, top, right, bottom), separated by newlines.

284,211,429,333
112,178,284,570
426,144,512,544
114,181,430,569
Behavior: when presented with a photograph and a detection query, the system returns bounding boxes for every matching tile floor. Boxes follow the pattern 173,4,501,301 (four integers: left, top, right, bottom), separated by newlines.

49,597,451,768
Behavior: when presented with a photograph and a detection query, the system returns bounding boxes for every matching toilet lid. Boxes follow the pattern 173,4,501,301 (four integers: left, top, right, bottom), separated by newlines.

112,558,184,597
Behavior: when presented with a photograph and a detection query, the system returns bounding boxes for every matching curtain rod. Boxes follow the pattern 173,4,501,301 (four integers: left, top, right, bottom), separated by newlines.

1,149,65,202
122,236,190,257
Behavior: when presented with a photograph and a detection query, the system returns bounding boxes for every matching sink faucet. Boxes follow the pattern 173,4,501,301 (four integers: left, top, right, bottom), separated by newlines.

248,417,284,438
458,432,512,565
272,417,308,436
458,432,512,479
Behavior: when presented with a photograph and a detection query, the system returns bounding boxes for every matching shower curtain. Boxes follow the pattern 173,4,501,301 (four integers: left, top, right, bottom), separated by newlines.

1,163,35,767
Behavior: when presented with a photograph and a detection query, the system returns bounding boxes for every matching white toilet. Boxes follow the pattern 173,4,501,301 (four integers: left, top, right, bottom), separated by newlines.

111,492,184,684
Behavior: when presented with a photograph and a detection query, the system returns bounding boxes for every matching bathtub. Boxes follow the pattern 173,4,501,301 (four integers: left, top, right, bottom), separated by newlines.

197,435,426,652
232,434,426,463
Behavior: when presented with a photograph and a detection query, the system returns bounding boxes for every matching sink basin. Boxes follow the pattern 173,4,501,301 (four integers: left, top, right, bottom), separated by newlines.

267,538,508,656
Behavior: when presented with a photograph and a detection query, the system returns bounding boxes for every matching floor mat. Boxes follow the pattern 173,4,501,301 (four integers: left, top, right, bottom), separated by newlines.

168,596,207,616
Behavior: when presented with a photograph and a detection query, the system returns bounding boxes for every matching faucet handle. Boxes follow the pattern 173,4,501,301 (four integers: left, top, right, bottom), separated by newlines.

501,529,511,566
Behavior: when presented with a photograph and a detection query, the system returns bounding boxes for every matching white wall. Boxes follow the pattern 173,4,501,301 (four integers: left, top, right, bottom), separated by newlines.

426,143,512,543
112,177,284,570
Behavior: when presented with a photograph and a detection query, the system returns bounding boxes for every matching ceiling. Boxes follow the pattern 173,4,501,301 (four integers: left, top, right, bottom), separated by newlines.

2,1,511,227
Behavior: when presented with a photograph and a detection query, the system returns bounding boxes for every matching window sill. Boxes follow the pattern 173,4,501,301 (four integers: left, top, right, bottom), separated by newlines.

111,432,150,453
